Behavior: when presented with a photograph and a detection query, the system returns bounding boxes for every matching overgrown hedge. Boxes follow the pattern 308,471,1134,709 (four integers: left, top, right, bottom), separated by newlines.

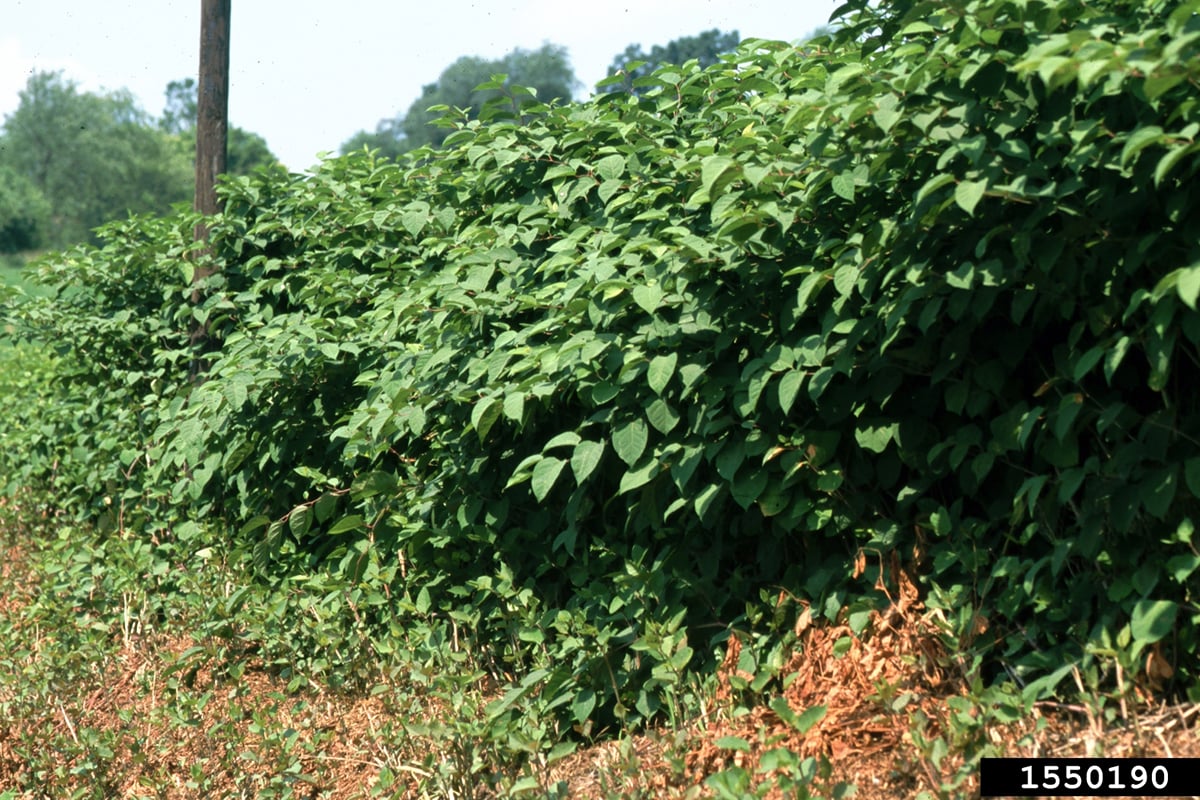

3,0,1199,733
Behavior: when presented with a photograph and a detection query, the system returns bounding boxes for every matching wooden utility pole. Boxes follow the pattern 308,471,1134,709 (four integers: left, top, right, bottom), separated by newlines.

195,0,231,226
190,0,231,374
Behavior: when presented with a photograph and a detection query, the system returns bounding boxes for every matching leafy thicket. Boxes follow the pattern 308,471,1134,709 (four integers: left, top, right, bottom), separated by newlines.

4,0,1200,738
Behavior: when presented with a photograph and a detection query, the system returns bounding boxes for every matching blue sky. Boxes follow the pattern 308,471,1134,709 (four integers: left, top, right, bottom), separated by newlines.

1,1,841,171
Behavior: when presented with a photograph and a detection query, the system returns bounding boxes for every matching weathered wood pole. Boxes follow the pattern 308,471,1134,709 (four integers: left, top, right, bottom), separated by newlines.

190,0,231,373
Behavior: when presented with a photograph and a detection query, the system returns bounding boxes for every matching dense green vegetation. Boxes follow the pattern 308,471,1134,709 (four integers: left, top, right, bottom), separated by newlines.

3,0,1200,792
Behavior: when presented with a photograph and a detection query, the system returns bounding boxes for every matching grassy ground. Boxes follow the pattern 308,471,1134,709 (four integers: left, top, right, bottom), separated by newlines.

1,512,1197,799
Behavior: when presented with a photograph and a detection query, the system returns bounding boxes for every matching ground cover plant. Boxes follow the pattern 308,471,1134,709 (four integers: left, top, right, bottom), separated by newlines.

3,0,1200,794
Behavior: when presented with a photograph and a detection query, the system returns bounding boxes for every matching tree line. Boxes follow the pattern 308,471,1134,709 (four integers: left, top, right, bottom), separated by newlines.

0,27,815,256
340,29,747,158
0,72,276,254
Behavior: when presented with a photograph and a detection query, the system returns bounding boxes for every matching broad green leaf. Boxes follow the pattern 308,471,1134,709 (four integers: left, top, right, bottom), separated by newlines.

619,457,659,494
1156,142,1200,186
1104,335,1131,383
646,398,680,434
954,179,987,216
612,418,649,466
1130,599,1177,644
1175,266,1200,310
1185,457,1200,498
731,468,768,509
1073,346,1104,381
471,396,503,442
288,504,311,538
596,154,625,182
503,392,525,424
238,515,271,536
327,514,364,535
571,439,605,483
700,155,738,201
351,471,399,498
401,209,427,237
777,369,804,415
632,282,664,314
1120,126,1164,169
694,483,722,523
544,431,582,451
854,423,895,454
571,688,597,724
916,173,955,205
873,94,901,133
647,353,678,395
532,457,566,502
831,172,855,202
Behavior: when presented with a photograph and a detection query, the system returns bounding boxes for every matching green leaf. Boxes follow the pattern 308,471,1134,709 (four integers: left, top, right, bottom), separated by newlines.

916,173,955,205
731,468,768,509
854,423,894,454
632,282,664,314
619,457,659,494
596,154,625,182
694,483,722,523
571,440,605,484
699,155,738,201
954,179,987,216
1121,126,1164,169
471,396,503,442
401,209,427,237
1176,266,1200,310
831,172,855,202
544,431,582,451
238,515,271,536
1185,457,1200,498
532,457,566,502
571,688,597,724
1156,142,1200,186
1130,599,1178,644
1104,336,1132,383
1073,346,1104,381
288,504,311,538
777,369,804,415
873,94,901,133
647,353,677,395
327,514,364,535
646,398,680,434
612,418,649,466
503,392,525,424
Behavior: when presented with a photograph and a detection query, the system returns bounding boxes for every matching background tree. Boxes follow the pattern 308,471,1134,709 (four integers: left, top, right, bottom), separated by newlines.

0,165,51,254
600,28,741,95
161,78,278,176
341,43,579,156
0,71,192,247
